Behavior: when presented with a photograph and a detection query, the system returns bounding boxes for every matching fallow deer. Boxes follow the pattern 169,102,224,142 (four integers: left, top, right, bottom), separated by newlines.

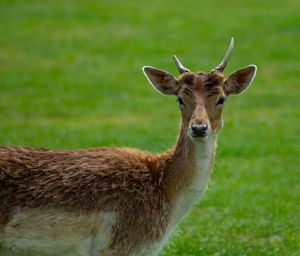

0,38,257,256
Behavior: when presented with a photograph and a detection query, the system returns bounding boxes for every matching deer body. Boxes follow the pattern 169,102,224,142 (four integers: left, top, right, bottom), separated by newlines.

0,135,215,256
0,39,257,256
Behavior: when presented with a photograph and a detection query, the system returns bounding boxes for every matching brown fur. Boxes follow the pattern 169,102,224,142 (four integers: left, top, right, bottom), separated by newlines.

0,146,172,253
0,135,205,255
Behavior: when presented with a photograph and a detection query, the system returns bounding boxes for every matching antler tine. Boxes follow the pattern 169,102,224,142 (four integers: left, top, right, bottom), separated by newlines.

212,37,234,73
172,55,190,74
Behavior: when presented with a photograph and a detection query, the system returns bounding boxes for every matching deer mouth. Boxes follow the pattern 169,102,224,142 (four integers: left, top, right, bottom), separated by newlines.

191,133,208,138
190,132,208,139
188,129,209,140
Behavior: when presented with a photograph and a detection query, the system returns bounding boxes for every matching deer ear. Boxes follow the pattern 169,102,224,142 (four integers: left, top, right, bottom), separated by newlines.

143,66,180,95
224,65,257,95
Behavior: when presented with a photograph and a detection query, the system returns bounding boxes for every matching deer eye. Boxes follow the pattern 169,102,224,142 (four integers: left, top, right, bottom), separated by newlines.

216,96,225,106
177,97,185,107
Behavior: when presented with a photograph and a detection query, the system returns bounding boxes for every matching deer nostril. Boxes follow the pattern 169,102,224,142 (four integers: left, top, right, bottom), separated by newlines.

191,123,208,137
202,124,208,132
191,124,198,132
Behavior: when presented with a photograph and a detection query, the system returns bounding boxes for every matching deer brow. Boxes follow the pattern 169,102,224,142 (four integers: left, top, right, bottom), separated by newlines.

205,80,219,89
183,87,194,96
206,88,222,98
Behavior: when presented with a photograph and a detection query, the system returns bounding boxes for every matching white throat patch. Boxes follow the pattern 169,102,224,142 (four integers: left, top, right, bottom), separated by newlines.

170,134,217,227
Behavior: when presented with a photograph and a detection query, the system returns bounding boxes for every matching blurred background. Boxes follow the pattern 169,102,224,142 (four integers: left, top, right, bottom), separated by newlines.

0,0,299,255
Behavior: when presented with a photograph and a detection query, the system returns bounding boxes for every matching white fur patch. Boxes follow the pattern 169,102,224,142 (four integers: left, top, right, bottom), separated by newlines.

1,209,116,256
170,134,216,226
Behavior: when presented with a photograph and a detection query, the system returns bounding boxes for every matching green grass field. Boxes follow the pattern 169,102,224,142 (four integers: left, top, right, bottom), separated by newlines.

0,0,299,255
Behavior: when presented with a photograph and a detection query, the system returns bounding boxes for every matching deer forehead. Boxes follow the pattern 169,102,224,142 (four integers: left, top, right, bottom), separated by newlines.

178,71,225,97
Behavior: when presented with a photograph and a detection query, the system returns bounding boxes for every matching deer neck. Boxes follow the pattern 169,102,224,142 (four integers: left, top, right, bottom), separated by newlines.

164,121,217,225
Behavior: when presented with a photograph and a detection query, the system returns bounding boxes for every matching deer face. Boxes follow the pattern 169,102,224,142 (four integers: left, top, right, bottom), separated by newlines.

176,71,227,139
143,39,257,141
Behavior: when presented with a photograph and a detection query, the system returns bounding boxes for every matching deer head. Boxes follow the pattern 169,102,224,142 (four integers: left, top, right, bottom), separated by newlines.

143,38,257,141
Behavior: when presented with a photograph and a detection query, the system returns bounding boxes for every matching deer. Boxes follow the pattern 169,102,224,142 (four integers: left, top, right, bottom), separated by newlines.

0,38,256,256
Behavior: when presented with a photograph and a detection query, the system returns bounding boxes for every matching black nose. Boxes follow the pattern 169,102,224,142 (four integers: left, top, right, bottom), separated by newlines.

191,123,208,137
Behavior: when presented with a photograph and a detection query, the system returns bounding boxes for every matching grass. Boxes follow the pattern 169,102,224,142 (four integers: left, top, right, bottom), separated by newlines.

0,0,299,255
